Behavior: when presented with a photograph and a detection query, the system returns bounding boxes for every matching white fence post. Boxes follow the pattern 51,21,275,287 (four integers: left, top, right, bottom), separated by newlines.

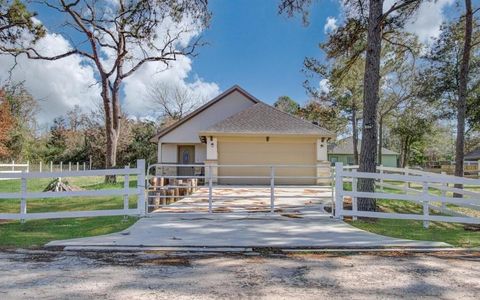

83,162,86,171
441,171,447,211
68,162,72,171
422,181,430,229
136,159,146,216
26,161,29,173
39,161,42,173
76,162,79,171
123,165,130,216
379,165,384,192
208,165,213,213
330,168,335,216
11,160,14,172
352,169,358,221
404,167,409,193
50,161,53,172
20,171,27,223
270,166,275,214
334,162,344,219
60,162,63,172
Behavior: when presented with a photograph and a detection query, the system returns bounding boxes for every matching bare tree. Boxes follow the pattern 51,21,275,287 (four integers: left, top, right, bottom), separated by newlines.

148,81,206,126
2,0,210,182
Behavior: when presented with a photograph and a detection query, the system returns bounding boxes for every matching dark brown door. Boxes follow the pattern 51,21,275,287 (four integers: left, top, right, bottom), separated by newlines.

177,145,195,177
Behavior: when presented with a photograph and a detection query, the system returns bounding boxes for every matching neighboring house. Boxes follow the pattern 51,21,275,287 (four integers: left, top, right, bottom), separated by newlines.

150,85,334,184
465,147,480,161
327,137,399,167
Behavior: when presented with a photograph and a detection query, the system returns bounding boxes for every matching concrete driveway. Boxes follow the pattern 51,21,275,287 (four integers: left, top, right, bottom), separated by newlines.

151,185,333,213
47,212,449,249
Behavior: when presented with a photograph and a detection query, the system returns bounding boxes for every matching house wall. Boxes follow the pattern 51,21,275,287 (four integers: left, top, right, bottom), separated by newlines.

158,90,256,144
158,143,206,163
328,154,398,167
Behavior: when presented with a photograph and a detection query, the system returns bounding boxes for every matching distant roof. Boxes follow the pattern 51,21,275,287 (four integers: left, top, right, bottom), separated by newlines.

150,85,260,142
328,137,399,155
465,147,480,161
200,102,334,137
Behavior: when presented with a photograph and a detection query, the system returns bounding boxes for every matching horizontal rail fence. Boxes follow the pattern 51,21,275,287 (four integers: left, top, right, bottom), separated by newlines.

146,163,333,214
334,162,480,227
0,160,146,221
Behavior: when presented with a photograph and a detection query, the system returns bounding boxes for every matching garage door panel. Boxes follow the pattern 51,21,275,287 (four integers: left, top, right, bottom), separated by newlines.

218,141,316,185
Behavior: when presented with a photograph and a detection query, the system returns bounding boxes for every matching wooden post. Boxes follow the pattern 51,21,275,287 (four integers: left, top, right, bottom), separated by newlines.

334,162,344,219
76,162,79,171
39,161,42,173
20,171,27,223
352,169,358,221
136,159,146,216
422,181,430,229
441,171,447,211
83,162,86,171
270,166,275,214
50,161,53,172
124,165,130,216
208,165,213,213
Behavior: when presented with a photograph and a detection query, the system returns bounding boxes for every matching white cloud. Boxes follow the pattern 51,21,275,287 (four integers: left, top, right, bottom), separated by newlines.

0,13,218,124
0,33,100,123
324,17,338,34
383,0,455,43
319,79,331,94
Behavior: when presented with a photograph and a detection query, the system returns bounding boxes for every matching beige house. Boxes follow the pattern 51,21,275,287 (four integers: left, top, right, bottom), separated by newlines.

150,85,334,184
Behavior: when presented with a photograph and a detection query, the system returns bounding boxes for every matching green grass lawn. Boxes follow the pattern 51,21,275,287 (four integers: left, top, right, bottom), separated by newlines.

343,181,480,248
0,176,140,248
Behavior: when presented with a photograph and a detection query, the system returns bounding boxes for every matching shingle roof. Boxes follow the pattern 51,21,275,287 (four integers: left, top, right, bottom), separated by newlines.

149,85,260,142
328,137,399,155
465,147,480,160
200,102,334,137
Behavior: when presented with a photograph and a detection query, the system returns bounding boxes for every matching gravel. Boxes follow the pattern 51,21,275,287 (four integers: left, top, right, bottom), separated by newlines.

0,250,479,299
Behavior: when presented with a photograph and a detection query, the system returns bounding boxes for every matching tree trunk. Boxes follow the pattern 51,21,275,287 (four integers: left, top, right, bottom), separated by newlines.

352,108,359,165
454,0,472,196
102,78,121,184
378,116,383,165
358,0,383,212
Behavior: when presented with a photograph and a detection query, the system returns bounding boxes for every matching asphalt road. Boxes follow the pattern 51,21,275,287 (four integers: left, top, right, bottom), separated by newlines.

0,250,479,299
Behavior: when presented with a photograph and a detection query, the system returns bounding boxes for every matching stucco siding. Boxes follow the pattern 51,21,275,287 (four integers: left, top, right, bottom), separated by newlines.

158,90,256,143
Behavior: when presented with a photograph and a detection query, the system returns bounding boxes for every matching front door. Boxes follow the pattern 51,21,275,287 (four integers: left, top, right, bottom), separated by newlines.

177,145,195,177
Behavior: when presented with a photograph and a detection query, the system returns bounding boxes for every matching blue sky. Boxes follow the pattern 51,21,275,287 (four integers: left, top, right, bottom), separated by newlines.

192,0,339,105
0,0,459,122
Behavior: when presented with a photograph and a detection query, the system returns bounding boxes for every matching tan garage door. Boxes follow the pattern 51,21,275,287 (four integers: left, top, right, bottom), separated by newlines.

218,139,316,185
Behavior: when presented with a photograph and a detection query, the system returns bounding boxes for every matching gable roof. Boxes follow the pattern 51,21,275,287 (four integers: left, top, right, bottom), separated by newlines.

150,85,260,142
199,102,335,137
328,137,399,155
465,147,480,160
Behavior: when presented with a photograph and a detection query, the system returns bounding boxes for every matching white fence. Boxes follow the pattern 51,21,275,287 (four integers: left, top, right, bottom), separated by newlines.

334,162,480,227
0,160,146,221
0,162,29,180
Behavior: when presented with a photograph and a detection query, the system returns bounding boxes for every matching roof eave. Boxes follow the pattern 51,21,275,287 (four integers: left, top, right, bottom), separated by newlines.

199,131,335,138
